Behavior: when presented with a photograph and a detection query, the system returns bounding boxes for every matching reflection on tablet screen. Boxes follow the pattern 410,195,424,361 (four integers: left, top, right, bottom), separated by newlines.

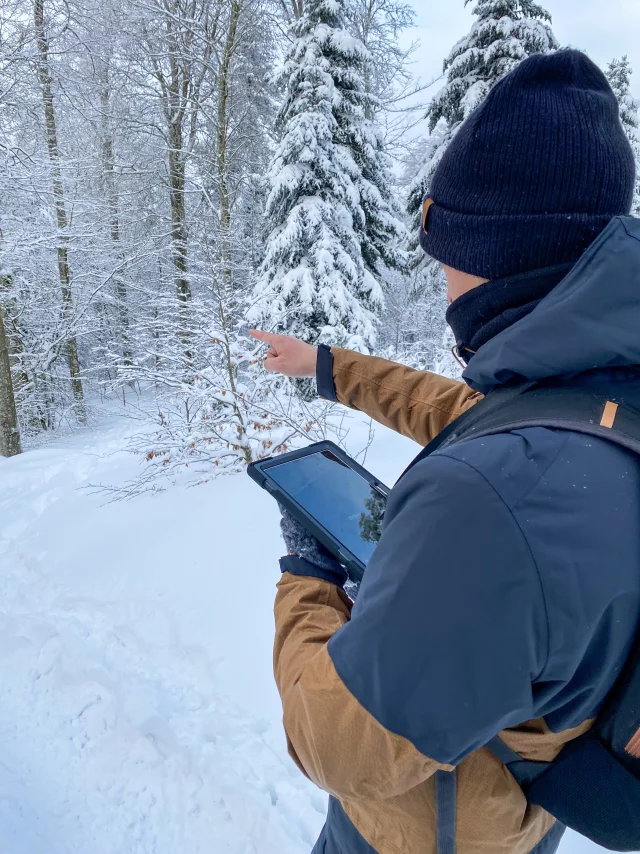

267,451,386,565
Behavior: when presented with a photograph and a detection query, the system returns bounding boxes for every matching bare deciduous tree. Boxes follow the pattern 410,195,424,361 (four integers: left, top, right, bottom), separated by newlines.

135,0,224,347
33,0,86,420
0,294,21,456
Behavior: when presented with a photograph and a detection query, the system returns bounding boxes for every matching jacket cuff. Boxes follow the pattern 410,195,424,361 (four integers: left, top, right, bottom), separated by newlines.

316,344,338,402
280,554,347,588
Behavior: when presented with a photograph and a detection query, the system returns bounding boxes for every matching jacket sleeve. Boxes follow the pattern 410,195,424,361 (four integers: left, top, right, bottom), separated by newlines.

273,449,548,800
273,574,450,801
317,346,481,446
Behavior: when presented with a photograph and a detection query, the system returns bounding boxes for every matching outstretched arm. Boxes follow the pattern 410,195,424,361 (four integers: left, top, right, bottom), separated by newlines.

321,346,480,446
250,331,480,446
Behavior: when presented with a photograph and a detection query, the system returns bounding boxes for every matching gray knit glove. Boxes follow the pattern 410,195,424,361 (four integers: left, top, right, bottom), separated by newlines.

279,508,348,587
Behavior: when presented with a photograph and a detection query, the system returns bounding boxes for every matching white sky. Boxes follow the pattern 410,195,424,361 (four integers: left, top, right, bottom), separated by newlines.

405,0,640,101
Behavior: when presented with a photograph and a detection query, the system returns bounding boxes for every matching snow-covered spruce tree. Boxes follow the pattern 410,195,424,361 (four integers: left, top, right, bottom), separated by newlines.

339,1,408,275
429,0,558,129
405,0,558,372
346,113,406,278
606,57,640,216
251,0,398,354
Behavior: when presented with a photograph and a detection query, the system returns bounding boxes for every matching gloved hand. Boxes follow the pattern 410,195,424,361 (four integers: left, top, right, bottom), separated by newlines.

279,508,348,588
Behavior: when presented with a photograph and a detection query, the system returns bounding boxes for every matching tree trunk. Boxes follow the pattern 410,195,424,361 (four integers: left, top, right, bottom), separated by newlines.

0,269,30,399
168,125,191,306
280,0,303,22
141,0,222,358
216,0,242,296
100,80,132,367
0,301,21,457
34,0,86,422
355,0,374,119
168,126,192,356
165,32,191,323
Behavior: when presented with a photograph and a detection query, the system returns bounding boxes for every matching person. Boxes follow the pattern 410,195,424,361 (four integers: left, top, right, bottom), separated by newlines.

251,49,640,854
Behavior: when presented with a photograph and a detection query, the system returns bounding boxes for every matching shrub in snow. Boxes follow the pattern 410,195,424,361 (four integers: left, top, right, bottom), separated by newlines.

107,297,346,497
251,0,404,354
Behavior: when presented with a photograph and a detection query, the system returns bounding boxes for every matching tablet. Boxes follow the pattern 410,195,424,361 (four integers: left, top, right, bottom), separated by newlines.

247,441,390,581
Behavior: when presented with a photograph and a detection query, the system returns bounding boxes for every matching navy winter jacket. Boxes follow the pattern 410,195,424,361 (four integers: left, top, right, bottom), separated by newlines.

274,217,640,854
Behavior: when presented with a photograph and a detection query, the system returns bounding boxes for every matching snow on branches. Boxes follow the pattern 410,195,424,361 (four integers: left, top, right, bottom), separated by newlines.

104,302,346,497
251,0,405,353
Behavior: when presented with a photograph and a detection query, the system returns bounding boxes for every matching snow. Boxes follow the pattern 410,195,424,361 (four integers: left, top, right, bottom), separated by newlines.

0,409,608,853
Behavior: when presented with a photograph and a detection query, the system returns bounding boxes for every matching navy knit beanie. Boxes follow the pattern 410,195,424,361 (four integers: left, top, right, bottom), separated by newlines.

420,50,637,279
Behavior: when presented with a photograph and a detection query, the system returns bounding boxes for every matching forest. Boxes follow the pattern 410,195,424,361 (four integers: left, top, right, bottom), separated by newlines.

1,0,639,486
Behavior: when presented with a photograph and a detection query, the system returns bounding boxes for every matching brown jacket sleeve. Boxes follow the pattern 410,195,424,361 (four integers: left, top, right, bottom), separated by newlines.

273,573,449,801
330,348,481,446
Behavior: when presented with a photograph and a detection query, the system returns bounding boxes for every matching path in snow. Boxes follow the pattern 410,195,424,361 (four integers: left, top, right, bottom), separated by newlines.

0,413,336,853
0,408,603,853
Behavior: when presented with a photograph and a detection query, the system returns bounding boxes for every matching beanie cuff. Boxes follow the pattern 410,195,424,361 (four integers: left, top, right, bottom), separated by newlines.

420,203,615,279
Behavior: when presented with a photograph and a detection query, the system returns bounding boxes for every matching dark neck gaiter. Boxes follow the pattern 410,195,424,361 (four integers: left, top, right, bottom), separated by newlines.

446,264,574,365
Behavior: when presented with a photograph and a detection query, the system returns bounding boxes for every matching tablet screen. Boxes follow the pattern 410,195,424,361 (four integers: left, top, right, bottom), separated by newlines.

266,450,387,565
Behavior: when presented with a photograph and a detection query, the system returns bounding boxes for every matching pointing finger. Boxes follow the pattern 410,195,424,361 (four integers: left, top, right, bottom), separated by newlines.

250,329,284,347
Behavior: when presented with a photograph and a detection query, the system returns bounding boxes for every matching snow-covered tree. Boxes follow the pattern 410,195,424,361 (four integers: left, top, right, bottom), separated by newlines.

345,0,415,111
348,119,406,278
606,57,640,216
251,0,393,353
429,0,558,130
404,0,558,370
339,0,412,278
33,0,87,422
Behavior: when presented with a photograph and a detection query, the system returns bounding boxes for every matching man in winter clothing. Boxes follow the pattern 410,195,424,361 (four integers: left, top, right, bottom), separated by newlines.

251,50,640,854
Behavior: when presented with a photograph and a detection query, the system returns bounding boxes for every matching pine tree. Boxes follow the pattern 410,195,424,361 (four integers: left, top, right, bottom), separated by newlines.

606,57,640,216
346,108,407,278
339,1,408,277
405,0,558,370
429,0,558,131
251,0,397,353
404,122,451,369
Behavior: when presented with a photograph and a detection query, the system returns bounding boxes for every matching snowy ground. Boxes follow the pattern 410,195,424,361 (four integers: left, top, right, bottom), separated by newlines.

0,406,603,853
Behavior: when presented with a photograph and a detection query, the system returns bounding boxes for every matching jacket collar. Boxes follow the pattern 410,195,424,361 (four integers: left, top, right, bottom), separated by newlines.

462,218,640,395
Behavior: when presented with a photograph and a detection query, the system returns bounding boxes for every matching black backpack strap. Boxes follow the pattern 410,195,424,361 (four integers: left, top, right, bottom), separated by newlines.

400,378,640,783
439,384,640,455
398,381,535,481
487,736,551,787
400,380,640,484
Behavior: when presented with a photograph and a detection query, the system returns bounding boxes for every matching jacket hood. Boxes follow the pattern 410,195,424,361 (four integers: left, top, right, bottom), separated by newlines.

463,217,640,395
